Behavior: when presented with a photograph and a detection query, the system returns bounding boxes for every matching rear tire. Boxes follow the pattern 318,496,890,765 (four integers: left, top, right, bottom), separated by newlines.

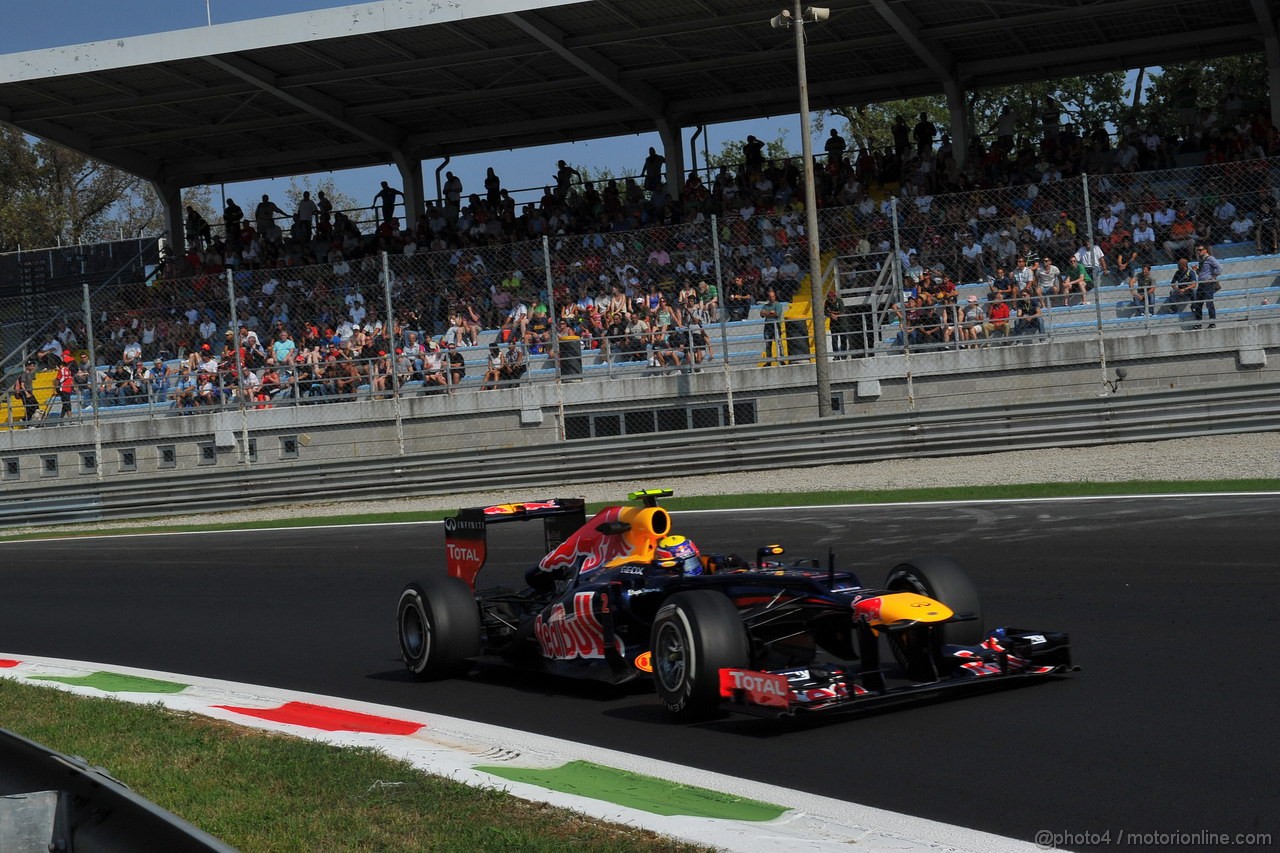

650,591,749,720
397,576,482,680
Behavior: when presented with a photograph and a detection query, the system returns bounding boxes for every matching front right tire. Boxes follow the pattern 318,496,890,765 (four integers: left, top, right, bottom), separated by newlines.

397,575,482,680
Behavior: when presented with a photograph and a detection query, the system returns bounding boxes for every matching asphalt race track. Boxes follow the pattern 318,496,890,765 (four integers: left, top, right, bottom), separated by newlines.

2,496,1277,851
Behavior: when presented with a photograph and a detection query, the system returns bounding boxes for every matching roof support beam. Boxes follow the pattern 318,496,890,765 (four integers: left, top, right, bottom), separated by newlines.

12,83,257,123
204,53,406,153
503,10,666,118
868,0,957,84
1253,0,1280,134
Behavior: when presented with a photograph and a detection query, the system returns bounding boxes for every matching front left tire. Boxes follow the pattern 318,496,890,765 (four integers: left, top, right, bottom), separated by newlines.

650,591,749,720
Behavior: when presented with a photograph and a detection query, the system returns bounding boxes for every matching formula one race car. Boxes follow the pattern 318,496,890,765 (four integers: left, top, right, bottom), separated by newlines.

396,489,1073,719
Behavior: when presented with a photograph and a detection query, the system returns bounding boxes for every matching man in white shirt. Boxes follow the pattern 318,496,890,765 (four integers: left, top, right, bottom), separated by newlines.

1074,239,1107,279
1230,210,1255,240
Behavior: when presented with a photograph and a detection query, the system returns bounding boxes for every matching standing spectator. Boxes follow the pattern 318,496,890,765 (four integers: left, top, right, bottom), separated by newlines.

825,289,854,359
1192,243,1221,330
759,286,783,365
373,181,403,225
824,129,846,166
554,161,579,200
254,194,287,236
913,111,936,157
55,354,75,419
743,135,765,174
640,147,665,195
484,167,502,207
11,360,40,422
1073,238,1107,285
223,198,244,246
295,191,318,241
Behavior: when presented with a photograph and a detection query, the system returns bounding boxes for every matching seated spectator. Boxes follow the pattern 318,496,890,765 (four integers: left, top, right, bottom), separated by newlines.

481,343,504,390
1128,264,1157,315
983,294,1012,339
1167,257,1198,312
1058,261,1092,306
959,294,986,342
1163,208,1199,261
500,339,527,383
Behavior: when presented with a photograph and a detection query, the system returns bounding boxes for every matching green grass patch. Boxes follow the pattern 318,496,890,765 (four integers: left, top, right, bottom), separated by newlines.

2,479,1277,542
480,760,786,821
0,680,708,852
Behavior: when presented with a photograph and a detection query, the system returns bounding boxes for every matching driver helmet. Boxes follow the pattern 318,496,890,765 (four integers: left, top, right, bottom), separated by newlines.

655,534,703,575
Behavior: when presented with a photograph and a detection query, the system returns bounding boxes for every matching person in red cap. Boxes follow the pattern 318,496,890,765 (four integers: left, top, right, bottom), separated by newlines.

55,352,76,420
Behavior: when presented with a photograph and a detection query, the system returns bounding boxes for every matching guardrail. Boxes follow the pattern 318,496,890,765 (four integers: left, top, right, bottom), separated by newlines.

2,381,1276,529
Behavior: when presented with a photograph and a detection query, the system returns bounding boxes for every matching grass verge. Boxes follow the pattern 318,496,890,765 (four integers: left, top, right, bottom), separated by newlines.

0,680,706,852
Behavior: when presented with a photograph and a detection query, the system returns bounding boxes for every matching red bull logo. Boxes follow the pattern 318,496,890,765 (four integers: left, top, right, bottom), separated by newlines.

539,507,630,574
534,591,624,660
483,500,562,516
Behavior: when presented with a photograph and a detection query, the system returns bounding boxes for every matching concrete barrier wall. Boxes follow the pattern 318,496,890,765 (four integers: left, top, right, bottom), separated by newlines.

1,326,1276,498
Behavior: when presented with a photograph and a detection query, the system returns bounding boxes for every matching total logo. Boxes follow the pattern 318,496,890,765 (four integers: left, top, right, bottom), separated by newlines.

447,543,481,563
719,668,791,708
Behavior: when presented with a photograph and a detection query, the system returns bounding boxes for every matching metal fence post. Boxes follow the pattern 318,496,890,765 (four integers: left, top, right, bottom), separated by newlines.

542,235,567,440
81,280,103,479
710,214,735,427
382,251,405,456
890,197,915,411
225,269,250,463
1082,174,1108,394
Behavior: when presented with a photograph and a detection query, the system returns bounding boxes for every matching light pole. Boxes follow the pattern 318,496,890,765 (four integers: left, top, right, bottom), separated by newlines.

772,3,833,418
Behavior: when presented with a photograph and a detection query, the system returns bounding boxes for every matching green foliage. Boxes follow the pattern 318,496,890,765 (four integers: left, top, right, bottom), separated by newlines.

825,73,1129,153
283,175,359,219
1141,52,1267,113
0,129,148,250
704,129,794,169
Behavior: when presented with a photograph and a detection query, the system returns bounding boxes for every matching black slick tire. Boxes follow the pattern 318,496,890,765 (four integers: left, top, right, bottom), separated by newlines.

885,556,984,647
397,575,482,680
650,591,749,720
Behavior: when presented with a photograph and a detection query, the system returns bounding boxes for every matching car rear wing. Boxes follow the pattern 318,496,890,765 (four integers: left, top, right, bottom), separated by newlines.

444,498,586,589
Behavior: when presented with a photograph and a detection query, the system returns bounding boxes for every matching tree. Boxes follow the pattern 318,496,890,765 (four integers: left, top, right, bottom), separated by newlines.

1141,52,1267,115
825,73,1130,155
282,175,358,221
704,129,794,170
0,129,149,250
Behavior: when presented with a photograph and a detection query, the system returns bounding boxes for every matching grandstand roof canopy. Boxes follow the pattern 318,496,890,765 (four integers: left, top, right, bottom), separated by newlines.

0,0,1269,188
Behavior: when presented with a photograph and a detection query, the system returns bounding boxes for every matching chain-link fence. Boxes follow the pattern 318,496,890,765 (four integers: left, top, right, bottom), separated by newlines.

3,157,1279,467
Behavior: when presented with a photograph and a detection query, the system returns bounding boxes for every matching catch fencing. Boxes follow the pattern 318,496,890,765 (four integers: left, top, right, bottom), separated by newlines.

2,157,1279,477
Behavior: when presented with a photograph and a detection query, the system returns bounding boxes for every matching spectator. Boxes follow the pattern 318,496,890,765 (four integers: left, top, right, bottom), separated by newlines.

1191,242,1221,329
959,294,986,342
373,181,403,225
1163,207,1199,261
1167,257,1198,313
11,360,40,422
758,285,784,364
640,147,665,195
500,339,527,383
481,343,504,389
254,194,287,237
1128,264,1156,315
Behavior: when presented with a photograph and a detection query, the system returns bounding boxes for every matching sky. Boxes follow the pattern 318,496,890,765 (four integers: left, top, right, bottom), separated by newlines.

0,0,788,220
